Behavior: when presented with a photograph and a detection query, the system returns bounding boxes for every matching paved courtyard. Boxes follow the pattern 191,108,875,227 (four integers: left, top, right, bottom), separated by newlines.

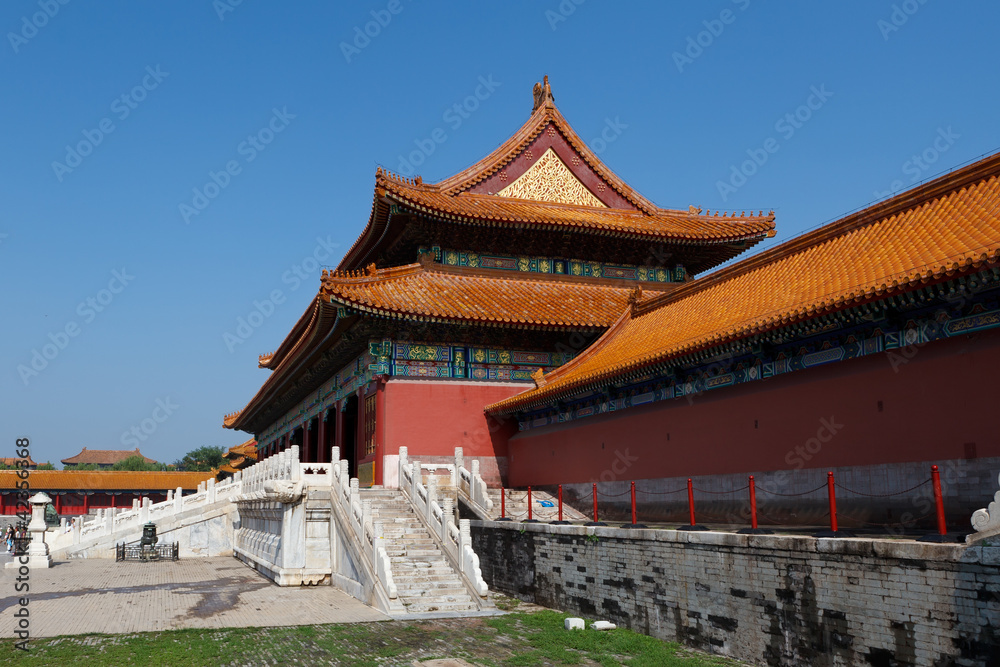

0,557,386,637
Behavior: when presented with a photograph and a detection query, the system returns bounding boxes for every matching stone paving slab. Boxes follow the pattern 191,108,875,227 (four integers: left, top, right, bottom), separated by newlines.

0,557,387,637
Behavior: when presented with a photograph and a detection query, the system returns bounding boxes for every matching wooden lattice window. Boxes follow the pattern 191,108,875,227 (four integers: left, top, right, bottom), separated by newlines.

364,394,377,456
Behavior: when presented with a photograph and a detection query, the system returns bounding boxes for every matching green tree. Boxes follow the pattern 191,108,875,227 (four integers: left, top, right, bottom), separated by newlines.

64,463,99,471
175,446,225,472
37,462,56,470
111,455,166,471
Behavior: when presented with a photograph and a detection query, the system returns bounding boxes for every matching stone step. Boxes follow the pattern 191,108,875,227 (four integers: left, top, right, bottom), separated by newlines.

382,534,435,542
386,547,441,556
384,538,440,547
390,571,458,581
387,554,446,562
394,583,468,595
402,599,478,613
397,590,471,601
390,560,452,568
386,543,441,549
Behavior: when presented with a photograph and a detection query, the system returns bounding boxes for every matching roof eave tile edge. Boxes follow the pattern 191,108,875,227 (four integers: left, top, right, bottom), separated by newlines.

638,152,1000,315
486,253,1000,416
383,188,774,245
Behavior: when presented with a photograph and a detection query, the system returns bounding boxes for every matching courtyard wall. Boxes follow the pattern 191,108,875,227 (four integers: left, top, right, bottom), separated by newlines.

471,520,1000,666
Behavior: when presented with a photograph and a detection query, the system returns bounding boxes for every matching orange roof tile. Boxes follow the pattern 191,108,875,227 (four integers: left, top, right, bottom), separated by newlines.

376,169,775,243
0,470,214,491
222,438,258,469
60,448,157,466
0,456,38,467
489,152,1000,414
320,261,655,330
338,78,775,273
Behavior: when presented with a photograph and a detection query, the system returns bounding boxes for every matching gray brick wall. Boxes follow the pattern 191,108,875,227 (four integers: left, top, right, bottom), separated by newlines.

471,521,1000,666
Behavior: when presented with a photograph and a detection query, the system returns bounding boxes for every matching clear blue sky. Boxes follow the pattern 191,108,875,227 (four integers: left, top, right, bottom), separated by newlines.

3,1,999,466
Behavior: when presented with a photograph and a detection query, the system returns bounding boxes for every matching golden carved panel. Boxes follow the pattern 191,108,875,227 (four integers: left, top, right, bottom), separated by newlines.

498,148,606,208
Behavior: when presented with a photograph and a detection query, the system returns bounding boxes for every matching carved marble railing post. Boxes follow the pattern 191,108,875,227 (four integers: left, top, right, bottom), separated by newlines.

459,518,487,597
174,487,184,513
427,474,438,524
411,460,421,504
970,472,1000,543
442,497,454,543
453,447,463,487
362,498,372,531
207,478,217,504
330,446,340,486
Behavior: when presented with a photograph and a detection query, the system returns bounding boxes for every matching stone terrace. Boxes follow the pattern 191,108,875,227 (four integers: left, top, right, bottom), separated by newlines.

0,557,385,637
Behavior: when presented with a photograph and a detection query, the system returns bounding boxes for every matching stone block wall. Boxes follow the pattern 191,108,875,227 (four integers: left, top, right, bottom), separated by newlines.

471,521,1000,666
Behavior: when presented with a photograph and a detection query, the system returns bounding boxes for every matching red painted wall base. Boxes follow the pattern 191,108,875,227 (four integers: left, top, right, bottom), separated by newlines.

506,329,1000,487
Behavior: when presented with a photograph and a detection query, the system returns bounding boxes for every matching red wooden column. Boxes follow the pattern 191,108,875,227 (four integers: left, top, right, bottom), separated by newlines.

0,493,5,515
83,493,89,515
302,421,310,462
317,411,327,463
356,388,365,468
55,494,61,515
375,377,386,486
110,494,116,509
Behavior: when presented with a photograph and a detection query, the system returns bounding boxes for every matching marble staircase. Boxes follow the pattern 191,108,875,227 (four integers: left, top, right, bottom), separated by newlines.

363,488,480,614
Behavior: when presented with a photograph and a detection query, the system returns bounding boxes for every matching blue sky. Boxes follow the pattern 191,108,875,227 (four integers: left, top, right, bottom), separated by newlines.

2,1,998,466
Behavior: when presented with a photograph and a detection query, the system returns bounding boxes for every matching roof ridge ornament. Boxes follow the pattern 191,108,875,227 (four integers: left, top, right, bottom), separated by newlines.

627,284,644,316
531,367,548,388
532,75,554,113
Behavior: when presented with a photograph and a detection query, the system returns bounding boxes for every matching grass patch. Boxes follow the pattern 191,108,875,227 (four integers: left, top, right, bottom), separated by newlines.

1,611,746,666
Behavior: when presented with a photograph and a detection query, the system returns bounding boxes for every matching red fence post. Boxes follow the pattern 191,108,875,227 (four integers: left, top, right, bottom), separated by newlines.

679,478,707,531
738,475,772,535
552,484,569,524
919,464,951,542
631,482,637,525
932,465,947,535
621,480,647,529
827,471,838,533
526,486,536,522
498,486,511,521
687,478,696,526
586,482,606,526
558,485,564,522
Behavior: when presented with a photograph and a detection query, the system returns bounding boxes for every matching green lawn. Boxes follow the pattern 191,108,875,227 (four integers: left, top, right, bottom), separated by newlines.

1,610,746,666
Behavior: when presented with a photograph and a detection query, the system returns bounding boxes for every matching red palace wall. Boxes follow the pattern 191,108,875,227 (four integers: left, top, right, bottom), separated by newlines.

379,379,522,484
505,328,1000,487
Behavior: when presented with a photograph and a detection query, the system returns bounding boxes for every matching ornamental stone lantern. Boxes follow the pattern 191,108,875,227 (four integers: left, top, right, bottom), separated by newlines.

27,492,52,569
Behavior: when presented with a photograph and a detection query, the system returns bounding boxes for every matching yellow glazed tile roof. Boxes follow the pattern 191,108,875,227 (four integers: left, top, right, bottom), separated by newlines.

489,153,1000,414
0,470,215,491
320,261,655,329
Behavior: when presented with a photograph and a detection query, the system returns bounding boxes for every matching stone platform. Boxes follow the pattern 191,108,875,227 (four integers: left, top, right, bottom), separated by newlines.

0,557,386,638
